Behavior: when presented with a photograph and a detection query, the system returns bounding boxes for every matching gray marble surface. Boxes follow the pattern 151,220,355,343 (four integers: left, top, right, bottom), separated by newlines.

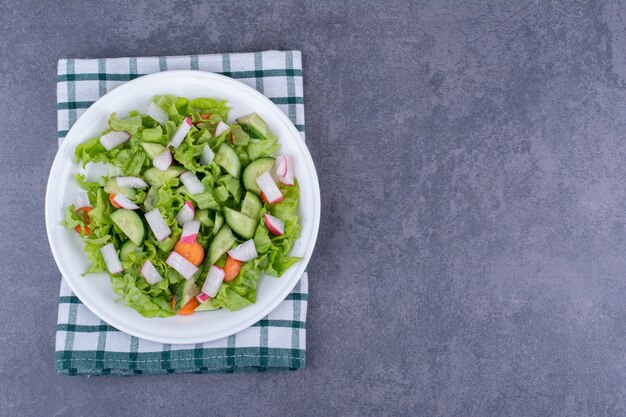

2,0,626,415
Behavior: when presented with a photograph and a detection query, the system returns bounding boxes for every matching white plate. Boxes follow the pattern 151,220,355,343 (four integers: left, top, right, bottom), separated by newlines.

45,71,320,344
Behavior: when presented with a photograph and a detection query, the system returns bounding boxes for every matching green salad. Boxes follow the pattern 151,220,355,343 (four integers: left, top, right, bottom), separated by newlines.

62,95,301,318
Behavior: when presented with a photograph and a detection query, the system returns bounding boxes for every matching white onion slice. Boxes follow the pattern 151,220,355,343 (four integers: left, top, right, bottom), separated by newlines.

100,243,123,274
179,220,200,244
180,171,204,195
169,117,193,148
141,260,163,284
100,131,130,151
263,213,285,236
201,145,214,165
144,208,171,241
214,121,230,137
255,171,283,203
227,239,258,262
166,251,199,280
115,176,148,189
113,194,140,210
147,102,169,125
153,148,172,171
176,201,195,225
201,266,225,297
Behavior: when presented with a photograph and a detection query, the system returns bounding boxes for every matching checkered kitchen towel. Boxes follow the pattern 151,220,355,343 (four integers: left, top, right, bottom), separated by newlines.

55,51,308,375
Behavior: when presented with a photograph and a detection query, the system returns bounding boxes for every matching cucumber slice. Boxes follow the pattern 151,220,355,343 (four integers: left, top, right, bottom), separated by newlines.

119,241,141,262
224,207,258,239
143,186,159,211
236,113,271,139
195,300,220,311
240,191,262,219
242,157,275,193
215,143,242,179
110,209,145,246
104,178,137,199
175,277,198,310
143,166,185,187
213,212,224,235
140,142,166,160
208,225,236,264
195,209,214,227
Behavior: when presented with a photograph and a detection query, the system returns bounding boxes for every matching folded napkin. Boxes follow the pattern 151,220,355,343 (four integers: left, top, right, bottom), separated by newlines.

55,51,308,375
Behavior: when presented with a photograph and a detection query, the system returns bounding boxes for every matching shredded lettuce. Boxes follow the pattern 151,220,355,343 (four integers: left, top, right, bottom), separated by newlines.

63,96,303,317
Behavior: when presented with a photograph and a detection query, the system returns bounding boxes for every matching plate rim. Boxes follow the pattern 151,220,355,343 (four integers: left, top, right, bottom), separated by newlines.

45,70,320,344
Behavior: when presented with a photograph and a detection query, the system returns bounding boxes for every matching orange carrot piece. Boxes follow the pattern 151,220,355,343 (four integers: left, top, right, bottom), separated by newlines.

109,193,121,208
174,241,205,266
74,206,93,236
223,256,241,282
178,298,200,315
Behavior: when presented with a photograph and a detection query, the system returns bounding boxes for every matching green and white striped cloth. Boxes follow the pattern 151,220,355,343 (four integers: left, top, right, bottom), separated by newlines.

55,51,308,375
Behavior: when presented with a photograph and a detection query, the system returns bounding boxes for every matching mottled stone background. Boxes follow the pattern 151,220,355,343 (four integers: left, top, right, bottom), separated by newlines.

2,0,626,415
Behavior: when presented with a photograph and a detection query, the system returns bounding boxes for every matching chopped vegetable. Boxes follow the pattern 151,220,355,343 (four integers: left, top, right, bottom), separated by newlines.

113,193,140,210
100,243,123,274
144,208,171,241
179,220,200,244
175,200,194,225
74,206,92,236
177,298,200,315
166,251,199,280
169,117,192,148
146,102,169,125
255,171,283,203
274,155,295,186
109,193,122,208
115,176,148,189
227,239,258,262
201,145,214,165
174,241,204,266
264,213,285,236
99,131,130,151
223,256,242,282
180,171,204,195
214,121,230,137
202,265,225,297
141,260,163,284
153,148,172,171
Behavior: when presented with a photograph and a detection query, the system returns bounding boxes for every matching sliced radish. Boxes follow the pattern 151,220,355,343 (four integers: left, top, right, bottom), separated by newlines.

264,213,285,236
113,194,140,210
145,208,171,241
179,220,200,244
141,260,163,284
202,265,225,297
180,171,204,195
100,243,123,274
274,155,295,186
201,145,214,165
227,239,258,262
153,148,172,171
169,117,193,148
255,171,283,203
175,201,195,225
196,292,211,303
147,102,169,125
100,131,130,151
214,121,230,137
166,251,198,280
115,176,148,189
